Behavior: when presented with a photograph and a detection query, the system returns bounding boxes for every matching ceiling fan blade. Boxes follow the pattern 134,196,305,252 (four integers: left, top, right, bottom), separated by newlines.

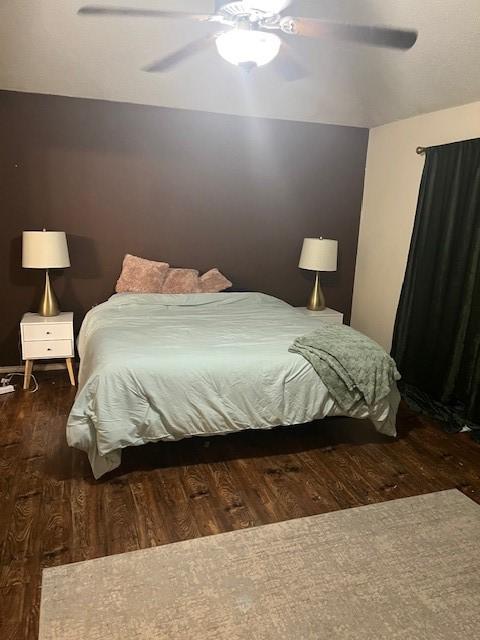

143,35,216,73
290,18,418,50
78,6,214,22
270,43,307,82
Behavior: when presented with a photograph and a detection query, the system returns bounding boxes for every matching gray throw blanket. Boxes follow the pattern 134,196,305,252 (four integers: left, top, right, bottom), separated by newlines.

289,324,400,411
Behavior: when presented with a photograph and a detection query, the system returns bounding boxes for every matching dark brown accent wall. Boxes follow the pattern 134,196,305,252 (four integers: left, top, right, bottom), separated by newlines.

0,90,368,366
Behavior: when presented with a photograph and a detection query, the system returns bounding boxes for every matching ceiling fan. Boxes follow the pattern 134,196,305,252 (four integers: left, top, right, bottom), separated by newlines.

78,0,418,78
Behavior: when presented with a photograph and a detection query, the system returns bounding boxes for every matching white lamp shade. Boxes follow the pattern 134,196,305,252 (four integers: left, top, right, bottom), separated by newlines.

22,231,70,269
299,238,338,272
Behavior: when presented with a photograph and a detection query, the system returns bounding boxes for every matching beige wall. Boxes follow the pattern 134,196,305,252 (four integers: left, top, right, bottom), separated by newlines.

351,101,480,351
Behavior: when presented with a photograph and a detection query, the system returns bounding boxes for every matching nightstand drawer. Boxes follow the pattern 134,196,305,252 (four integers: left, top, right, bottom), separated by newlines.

23,323,72,341
23,339,73,360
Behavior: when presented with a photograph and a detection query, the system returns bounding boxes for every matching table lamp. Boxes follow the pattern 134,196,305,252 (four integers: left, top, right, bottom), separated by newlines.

22,230,70,316
299,237,338,311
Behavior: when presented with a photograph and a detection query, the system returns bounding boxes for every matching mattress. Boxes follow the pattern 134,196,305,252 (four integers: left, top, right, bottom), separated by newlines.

67,292,399,478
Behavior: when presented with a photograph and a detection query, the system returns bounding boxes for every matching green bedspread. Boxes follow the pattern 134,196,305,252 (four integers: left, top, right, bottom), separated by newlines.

289,324,401,411
67,293,400,478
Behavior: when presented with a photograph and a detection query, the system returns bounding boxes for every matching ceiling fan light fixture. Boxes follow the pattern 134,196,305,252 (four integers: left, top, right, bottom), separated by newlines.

215,29,281,67
243,0,290,13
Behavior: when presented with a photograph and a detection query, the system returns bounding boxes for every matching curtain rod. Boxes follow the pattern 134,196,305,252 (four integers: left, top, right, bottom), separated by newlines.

417,138,479,155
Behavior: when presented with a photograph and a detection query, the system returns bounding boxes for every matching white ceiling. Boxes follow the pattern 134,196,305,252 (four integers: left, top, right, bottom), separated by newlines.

1,1,479,128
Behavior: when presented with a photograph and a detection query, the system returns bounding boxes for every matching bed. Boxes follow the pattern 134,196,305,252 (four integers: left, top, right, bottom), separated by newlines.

67,292,400,478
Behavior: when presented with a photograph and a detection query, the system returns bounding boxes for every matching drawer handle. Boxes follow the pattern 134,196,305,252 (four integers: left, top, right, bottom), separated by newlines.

47,348,52,351
46,331,51,335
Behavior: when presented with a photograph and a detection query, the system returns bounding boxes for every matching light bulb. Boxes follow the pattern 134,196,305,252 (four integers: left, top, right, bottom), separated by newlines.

216,29,281,67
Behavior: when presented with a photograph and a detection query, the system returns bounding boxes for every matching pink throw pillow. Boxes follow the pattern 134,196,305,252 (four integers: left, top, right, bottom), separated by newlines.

162,268,200,294
199,268,232,293
115,254,169,293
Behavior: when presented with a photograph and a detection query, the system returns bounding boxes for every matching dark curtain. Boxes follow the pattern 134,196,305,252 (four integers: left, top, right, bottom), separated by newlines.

391,138,480,435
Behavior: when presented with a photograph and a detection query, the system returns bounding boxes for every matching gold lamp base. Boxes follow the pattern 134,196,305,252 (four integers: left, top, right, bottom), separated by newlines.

307,271,326,311
39,270,60,317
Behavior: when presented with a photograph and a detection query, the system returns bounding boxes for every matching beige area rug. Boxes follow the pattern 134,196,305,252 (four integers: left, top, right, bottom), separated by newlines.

39,490,480,639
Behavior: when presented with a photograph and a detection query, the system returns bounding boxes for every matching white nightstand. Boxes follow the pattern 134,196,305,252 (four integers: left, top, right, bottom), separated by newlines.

296,307,344,324
20,312,75,389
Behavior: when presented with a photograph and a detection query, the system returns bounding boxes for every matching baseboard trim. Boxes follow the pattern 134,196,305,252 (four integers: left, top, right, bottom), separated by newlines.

0,363,68,373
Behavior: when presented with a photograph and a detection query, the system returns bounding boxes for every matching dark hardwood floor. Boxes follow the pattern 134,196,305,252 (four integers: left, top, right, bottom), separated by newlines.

1,371,480,639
